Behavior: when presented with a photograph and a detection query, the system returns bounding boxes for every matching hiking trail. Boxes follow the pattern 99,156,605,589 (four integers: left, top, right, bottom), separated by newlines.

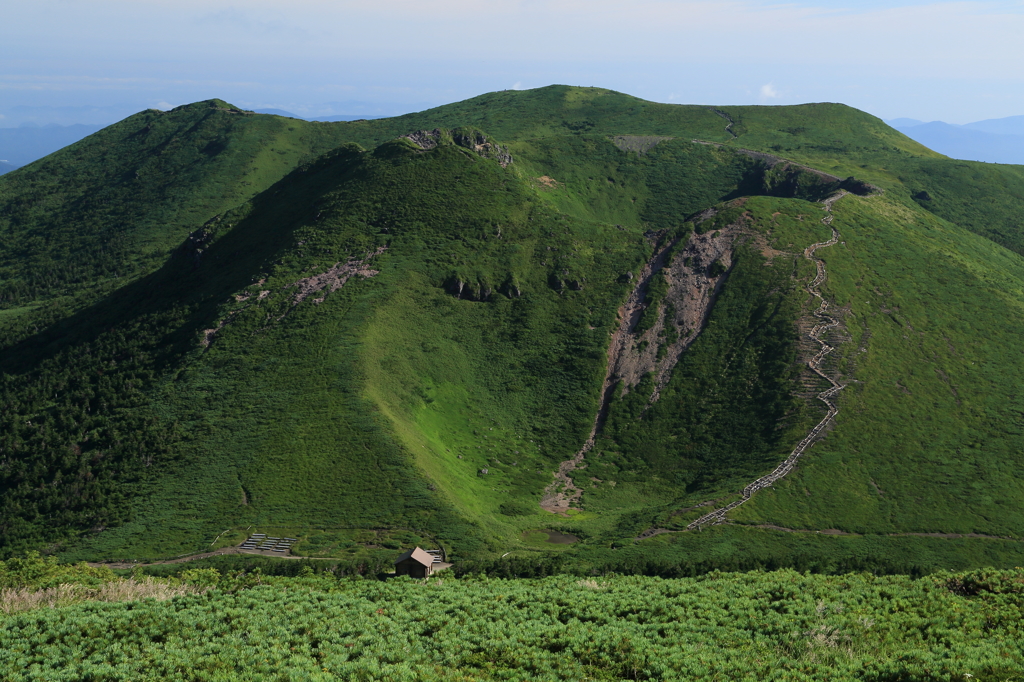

686,191,849,530
709,108,738,139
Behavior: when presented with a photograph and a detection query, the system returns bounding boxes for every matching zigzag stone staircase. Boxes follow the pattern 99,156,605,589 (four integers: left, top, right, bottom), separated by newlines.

686,191,850,530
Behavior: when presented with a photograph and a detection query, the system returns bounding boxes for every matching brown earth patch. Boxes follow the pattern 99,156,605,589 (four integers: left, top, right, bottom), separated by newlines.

611,135,674,154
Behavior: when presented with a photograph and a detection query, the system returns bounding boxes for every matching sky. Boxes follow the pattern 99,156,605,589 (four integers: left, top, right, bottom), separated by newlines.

3,0,1024,126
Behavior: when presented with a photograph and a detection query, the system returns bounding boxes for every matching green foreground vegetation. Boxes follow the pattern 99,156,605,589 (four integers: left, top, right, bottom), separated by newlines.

0,86,1023,578
1,553,1022,681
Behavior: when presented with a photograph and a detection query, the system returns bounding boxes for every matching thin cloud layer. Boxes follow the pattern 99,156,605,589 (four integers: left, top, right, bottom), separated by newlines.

2,1,1022,122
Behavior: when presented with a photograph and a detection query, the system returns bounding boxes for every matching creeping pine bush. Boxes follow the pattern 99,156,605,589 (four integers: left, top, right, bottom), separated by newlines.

0,552,115,589
0,568,1022,681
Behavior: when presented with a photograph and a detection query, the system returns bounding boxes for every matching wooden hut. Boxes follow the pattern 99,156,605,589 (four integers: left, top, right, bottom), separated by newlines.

394,547,435,578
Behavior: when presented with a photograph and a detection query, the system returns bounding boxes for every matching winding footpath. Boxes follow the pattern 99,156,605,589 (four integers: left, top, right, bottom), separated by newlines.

709,108,738,139
686,191,849,530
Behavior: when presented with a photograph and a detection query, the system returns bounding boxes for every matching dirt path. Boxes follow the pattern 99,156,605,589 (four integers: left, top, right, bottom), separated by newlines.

636,523,1020,541
685,191,850,530
87,546,327,569
890,532,1018,541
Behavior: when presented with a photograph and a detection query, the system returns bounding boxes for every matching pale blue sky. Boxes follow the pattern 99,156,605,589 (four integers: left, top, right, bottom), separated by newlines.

3,0,1024,125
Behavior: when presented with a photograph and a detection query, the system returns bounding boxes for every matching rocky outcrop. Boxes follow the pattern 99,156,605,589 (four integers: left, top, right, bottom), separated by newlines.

499,277,522,299
452,129,514,167
693,140,883,198
446,277,493,302
200,247,386,348
286,246,387,306
179,216,220,269
402,129,444,150
400,128,514,167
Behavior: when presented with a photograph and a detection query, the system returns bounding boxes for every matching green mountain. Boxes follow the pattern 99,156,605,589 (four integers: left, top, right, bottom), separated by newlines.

2,86,1024,573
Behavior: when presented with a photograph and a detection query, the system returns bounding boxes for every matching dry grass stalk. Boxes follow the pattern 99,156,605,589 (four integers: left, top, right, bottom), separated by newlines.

0,578,203,614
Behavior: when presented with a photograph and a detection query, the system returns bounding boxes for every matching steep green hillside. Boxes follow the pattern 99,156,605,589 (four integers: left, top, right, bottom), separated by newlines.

733,193,1024,535
365,87,1024,258
5,86,1022,312
1,86,1024,572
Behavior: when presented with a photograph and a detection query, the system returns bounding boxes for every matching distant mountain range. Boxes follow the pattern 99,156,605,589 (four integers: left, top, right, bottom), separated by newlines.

889,115,1024,165
0,160,18,176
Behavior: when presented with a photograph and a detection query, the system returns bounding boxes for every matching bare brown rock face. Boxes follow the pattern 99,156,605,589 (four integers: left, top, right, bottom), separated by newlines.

614,226,739,405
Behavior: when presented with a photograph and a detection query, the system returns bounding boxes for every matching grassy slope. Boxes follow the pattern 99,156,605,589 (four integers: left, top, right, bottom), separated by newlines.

0,100,356,310
391,92,1024,549
318,86,734,148
713,102,1024,257
373,87,1024,258
56,136,650,560
591,196,827,526
426,90,1024,548
3,86,1024,568
734,192,1024,535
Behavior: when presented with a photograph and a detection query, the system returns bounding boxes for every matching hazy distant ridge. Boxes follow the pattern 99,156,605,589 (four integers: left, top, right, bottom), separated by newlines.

890,115,1024,165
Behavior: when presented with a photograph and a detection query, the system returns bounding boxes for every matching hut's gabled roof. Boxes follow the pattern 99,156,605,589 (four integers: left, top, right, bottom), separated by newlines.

394,546,434,567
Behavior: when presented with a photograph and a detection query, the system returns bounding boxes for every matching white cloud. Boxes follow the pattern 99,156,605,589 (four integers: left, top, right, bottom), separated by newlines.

156,101,175,110
760,83,780,100
512,82,523,90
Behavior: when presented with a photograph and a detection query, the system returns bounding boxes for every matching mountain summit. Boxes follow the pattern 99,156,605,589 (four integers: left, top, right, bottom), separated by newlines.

2,86,1023,572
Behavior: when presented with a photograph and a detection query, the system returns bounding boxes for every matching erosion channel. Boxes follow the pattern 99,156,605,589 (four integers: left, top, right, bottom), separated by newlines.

540,216,741,514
